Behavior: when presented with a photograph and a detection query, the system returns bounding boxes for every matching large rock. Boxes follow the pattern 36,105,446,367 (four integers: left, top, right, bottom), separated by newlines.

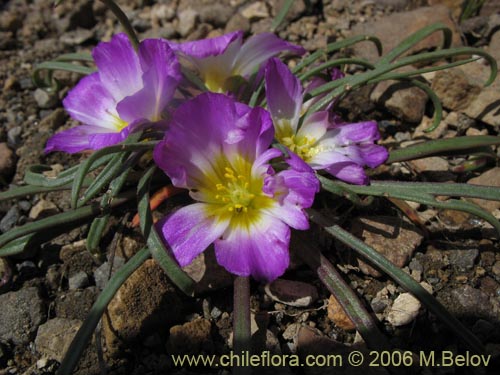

467,168,500,212
167,318,212,355
350,5,461,62
351,216,424,277
35,318,81,362
0,287,46,345
370,80,428,123
103,259,183,356
431,70,481,111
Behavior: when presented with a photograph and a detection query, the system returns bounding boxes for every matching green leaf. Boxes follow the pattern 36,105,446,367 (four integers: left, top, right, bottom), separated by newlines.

379,22,452,65
137,166,195,296
271,0,294,32
319,176,500,235
298,58,375,82
387,136,500,163
295,231,390,349
309,210,484,353
0,190,135,254
293,35,383,74
57,247,150,375
86,214,110,259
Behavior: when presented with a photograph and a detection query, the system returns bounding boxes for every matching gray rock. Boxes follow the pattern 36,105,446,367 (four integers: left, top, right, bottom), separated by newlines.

198,4,234,27
178,8,198,37
60,28,94,46
33,88,58,109
182,249,233,294
265,279,318,307
447,249,479,271
35,318,82,362
0,287,46,345
93,256,125,290
7,126,22,146
0,205,19,233
439,285,497,321
68,271,89,290
54,287,98,320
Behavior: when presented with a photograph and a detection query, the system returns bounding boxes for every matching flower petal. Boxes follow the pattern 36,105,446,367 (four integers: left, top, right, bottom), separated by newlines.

325,162,369,185
332,121,381,144
234,33,305,77
45,125,107,154
157,203,230,267
154,93,274,188
62,73,121,130
214,215,290,281
92,33,142,102
117,39,181,123
169,31,244,58
265,58,302,132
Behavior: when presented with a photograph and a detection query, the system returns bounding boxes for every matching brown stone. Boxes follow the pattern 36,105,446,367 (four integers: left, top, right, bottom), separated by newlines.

103,259,183,357
467,168,500,212
350,6,461,62
352,216,424,277
327,295,356,331
167,318,212,355
431,70,481,111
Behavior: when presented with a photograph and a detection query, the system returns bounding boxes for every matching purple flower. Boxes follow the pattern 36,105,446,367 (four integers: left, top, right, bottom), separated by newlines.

265,58,388,185
153,93,319,282
46,33,181,154
168,31,305,93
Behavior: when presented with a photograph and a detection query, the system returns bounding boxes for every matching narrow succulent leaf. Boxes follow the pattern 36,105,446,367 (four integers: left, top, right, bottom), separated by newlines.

32,61,95,89
0,190,134,252
233,276,251,375
293,35,382,74
0,184,86,202
54,52,94,62
320,176,500,234
306,47,496,115
379,23,452,65
309,211,484,353
56,247,150,375
271,0,295,31
450,157,489,173
77,149,144,208
0,234,37,257
387,136,500,163
70,135,151,208
321,177,500,202
137,166,195,296
298,58,375,82
369,57,478,82
100,0,139,50
295,232,390,349
390,47,497,86
405,78,443,132
24,156,113,187
86,214,110,259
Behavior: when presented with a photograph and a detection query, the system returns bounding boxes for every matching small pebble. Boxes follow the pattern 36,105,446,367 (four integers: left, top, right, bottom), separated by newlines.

68,271,89,290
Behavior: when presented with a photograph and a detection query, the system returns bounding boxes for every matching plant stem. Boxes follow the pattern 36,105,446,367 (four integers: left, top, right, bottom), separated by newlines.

233,276,251,375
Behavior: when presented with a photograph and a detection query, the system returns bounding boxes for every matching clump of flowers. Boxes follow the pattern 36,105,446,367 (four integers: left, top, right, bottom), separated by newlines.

44,30,386,281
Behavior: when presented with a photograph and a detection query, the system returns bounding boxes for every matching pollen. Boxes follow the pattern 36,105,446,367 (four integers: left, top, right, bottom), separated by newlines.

214,165,256,214
279,134,321,162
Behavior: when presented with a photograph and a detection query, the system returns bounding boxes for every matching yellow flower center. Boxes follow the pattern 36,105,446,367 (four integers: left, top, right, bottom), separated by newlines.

279,134,321,162
215,166,256,213
200,156,274,229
